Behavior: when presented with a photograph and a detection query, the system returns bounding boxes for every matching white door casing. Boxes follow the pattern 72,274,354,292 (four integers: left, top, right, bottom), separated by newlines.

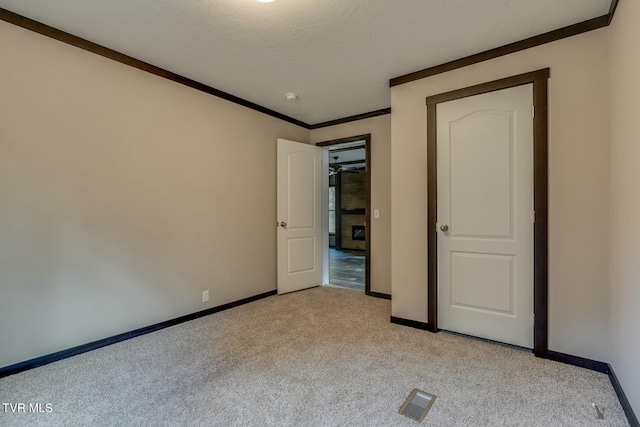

277,139,323,294
436,84,534,348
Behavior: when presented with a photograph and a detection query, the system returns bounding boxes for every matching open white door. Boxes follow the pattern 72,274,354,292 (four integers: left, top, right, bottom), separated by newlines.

436,84,534,348
277,139,323,294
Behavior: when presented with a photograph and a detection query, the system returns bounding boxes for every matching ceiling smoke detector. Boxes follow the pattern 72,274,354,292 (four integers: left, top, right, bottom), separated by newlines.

285,92,298,102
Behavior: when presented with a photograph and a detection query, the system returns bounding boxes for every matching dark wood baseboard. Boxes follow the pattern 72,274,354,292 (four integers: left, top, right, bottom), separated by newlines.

387,322,638,426
390,316,431,331
543,350,609,374
542,351,639,427
609,364,640,427
0,290,277,379
366,291,391,300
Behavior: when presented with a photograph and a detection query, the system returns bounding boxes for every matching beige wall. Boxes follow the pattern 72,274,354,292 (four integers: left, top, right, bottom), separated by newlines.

310,115,392,295
390,29,611,361
0,21,308,368
609,0,640,414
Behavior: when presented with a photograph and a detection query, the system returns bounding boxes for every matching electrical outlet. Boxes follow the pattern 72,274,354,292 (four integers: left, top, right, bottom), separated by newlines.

374,209,380,219
202,290,209,303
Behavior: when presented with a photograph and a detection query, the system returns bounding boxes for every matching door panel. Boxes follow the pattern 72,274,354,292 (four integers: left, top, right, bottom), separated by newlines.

450,111,513,238
277,139,322,294
450,252,514,314
437,84,534,348
288,237,316,274
287,152,316,229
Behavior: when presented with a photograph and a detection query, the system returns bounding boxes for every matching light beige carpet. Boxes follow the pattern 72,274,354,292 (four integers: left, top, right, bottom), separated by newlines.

0,287,629,426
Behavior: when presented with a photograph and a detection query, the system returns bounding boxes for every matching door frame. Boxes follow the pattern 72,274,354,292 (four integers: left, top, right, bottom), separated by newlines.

316,134,372,296
426,69,549,356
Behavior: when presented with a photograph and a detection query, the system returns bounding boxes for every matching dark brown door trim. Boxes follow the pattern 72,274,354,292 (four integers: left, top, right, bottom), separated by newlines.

425,69,550,356
316,134,372,296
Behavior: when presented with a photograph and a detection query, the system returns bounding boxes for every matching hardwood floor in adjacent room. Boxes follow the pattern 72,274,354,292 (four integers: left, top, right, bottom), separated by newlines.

329,248,365,291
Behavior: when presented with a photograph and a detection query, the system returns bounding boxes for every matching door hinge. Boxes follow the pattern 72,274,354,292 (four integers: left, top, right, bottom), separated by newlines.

531,210,536,224
531,314,535,328
532,105,535,119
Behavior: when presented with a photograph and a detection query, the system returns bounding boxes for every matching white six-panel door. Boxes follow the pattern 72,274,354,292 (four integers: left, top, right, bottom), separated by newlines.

436,84,534,348
277,139,323,294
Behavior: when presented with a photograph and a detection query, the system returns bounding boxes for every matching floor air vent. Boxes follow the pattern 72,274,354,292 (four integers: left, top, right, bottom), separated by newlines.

399,389,436,422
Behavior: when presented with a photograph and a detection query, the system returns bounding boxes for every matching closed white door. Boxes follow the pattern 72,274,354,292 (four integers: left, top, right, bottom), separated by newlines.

277,139,323,294
436,84,534,348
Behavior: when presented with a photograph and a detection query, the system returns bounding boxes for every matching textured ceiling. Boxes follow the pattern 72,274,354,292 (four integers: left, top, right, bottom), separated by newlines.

0,0,611,125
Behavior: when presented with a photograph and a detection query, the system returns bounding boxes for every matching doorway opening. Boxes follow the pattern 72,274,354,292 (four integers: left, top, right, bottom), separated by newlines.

317,135,371,293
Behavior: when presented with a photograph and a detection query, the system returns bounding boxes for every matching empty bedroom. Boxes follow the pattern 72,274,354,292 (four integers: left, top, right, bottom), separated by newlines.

0,0,638,426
